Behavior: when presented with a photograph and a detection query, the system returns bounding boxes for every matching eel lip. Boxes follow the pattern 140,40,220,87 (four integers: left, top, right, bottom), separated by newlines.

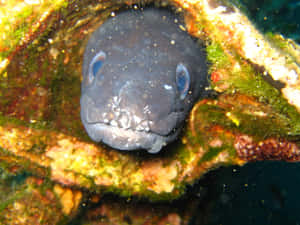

82,122,180,153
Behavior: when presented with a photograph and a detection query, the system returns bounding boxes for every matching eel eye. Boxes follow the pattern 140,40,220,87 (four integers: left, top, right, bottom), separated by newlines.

176,63,190,100
88,51,106,84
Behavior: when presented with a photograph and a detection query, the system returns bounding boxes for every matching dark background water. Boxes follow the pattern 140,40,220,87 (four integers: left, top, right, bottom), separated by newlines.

190,0,300,224
195,162,300,225
240,0,300,42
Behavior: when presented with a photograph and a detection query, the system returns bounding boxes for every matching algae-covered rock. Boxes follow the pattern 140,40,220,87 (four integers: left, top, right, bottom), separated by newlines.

0,171,67,224
0,0,299,210
76,193,202,225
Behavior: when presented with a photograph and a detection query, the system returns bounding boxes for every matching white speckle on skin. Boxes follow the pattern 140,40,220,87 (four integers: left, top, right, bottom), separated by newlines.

119,112,131,129
141,120,150,131
135,125,143,131
143,105,151,114
148,81,155,87
111,96,121,109
164,84,173,90
114,111,120,117
133,115,142,124
110,120,118,127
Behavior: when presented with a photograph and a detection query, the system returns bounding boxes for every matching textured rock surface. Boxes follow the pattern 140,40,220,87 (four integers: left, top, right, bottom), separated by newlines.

0,0,299,224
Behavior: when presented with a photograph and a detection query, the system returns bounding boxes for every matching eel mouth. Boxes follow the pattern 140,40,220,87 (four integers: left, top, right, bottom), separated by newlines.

83,121,180,153
80,81,184,153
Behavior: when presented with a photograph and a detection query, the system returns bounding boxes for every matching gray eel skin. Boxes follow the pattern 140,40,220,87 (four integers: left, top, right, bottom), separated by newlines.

80,7,207,153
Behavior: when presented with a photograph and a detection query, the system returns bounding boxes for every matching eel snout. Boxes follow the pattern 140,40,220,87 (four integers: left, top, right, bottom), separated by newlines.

81,75,183,153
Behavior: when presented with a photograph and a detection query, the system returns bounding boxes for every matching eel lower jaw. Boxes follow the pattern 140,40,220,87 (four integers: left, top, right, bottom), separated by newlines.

83,122,180,153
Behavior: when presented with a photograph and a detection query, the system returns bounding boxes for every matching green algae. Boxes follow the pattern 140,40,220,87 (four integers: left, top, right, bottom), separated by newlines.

0,146,50,179
0,173,66,224
265,32,289,49
0,170,28,213
199,146,225,163
0,114,50,130
206,42,231,70
229,68,300,136
0,6,33,57
0,187,26,213
0,0,69,65
205,37,300,140
265,32,300,66
193,96,299,143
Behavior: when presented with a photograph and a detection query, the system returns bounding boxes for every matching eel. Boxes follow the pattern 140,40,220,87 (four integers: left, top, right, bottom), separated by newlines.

80,7,207,153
